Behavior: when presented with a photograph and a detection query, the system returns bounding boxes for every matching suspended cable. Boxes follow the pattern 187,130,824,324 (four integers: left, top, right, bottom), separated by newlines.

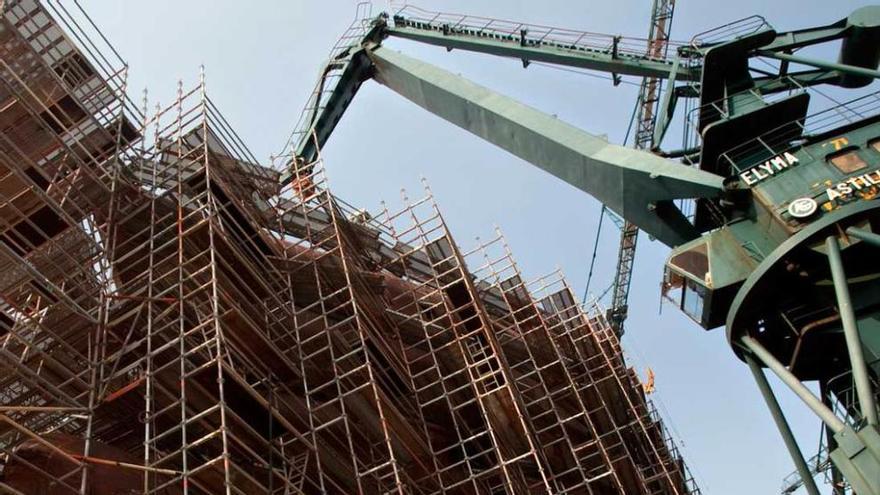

582,92,640,304
597,281,615,303
531,61,642,87
582,205,606,304
622,89,641,147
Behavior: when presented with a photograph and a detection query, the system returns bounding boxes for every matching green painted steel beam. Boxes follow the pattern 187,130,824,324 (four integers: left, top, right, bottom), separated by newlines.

384,27,701,82
758,50,880,82
847,226,880,247
740,336,846,434
745,353,821,495
368,46,723,247
294,50,374,165
762,23,848,52
753,69,841,94
826,235,879,426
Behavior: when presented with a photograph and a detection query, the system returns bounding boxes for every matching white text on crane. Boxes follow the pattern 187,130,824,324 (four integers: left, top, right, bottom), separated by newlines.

738,152,800,186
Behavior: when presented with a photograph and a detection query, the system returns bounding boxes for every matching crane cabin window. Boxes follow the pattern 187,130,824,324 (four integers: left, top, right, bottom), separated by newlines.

663,241,710,325
662,269,707,325
828,148,867,174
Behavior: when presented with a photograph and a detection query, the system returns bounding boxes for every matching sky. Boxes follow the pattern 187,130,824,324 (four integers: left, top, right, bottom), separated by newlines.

83,1,877,493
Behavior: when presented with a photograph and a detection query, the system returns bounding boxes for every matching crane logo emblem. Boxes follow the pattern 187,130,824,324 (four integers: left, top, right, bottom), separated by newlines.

788,197,818,218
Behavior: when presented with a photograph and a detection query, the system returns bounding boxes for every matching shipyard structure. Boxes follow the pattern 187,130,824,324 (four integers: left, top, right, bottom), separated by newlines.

0,1,699,493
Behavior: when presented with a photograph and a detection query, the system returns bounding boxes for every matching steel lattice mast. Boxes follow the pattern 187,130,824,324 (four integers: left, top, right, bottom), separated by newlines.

608,0,676,335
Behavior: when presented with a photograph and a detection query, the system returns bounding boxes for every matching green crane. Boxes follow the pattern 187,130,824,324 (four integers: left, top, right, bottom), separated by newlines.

279,5,880,493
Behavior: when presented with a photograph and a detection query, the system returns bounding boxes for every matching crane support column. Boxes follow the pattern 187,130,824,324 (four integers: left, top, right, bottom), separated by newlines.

740,336,845,433
745,353,821,495
825,235,878,426
368,46,723,247
846,226,880,247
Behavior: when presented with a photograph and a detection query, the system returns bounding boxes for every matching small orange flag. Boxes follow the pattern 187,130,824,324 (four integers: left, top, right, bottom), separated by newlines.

642,367,655,395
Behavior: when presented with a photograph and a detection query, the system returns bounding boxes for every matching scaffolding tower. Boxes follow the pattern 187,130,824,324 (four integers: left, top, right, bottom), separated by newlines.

0,1,700,493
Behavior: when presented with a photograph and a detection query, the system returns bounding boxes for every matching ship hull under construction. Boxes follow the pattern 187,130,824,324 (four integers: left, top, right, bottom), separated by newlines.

0,1,698,493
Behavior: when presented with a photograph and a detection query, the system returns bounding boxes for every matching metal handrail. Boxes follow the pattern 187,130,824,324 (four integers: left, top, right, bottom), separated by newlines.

392,4,687,62
780,447,832,494
689,15,771,48
825,358,880,428
717,88,880,174
276,3,374,164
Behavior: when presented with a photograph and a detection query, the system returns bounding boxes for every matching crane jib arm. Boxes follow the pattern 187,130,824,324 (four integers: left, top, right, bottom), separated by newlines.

384,26,699,81
367,46,723,247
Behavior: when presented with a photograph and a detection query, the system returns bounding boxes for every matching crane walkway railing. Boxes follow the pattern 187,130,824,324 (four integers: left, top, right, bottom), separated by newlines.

780,447,834,495
825,358,880,429
688,15,771,48
391,4,686,65
276,2,374,166
718,88,880,175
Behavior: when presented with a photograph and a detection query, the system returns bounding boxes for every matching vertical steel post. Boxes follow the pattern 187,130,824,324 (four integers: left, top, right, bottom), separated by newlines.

741,336,845,433
745,353,820,495
825,235,878,426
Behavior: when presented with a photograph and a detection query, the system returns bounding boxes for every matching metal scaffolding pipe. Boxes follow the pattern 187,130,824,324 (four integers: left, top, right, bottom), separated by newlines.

0,481,28,495
825,235,878,426
740,336,846,433
0,406,87,413
745,353,820,495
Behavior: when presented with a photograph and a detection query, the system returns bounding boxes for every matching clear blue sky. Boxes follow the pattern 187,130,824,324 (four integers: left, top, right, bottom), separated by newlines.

89,1,876,493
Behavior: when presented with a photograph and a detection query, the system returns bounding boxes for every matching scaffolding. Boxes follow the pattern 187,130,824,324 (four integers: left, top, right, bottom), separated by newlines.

0,1,701,493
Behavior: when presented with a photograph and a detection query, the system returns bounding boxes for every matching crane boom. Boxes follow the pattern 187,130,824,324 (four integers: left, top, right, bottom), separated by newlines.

280,6,878,183
279,5,880,249
274,6,880,493
368,45,721,247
